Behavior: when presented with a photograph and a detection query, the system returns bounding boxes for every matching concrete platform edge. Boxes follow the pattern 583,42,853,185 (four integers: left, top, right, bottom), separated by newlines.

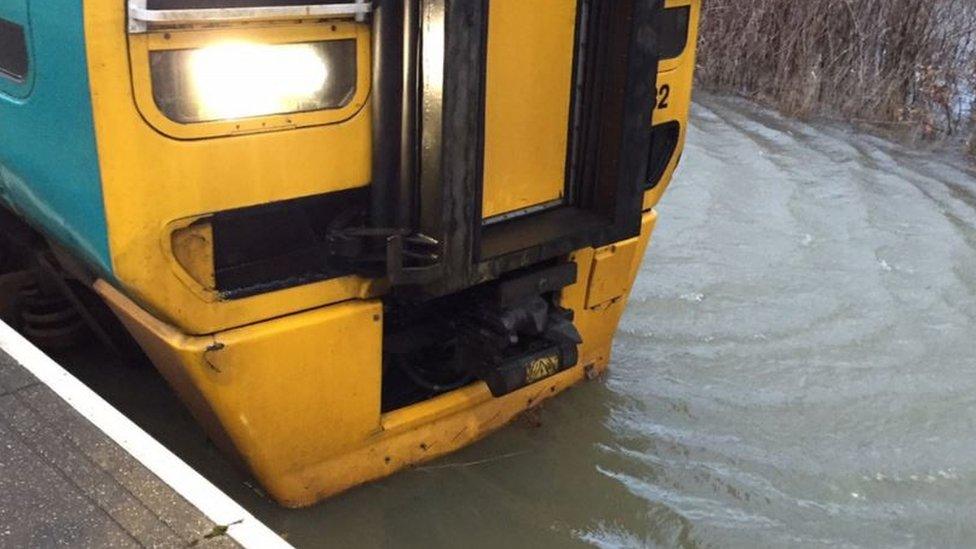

0,320,292,549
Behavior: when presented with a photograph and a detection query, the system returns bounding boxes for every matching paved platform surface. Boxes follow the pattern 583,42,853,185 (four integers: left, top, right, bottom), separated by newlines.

0,348,238,548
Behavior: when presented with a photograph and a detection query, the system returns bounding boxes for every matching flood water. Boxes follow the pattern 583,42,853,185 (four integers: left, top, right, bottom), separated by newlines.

61,93,976,548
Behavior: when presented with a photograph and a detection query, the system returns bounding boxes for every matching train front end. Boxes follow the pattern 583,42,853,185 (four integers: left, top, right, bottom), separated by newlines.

85,0,699,506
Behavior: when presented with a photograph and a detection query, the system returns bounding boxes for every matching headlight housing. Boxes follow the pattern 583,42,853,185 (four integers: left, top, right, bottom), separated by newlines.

149,39,357,123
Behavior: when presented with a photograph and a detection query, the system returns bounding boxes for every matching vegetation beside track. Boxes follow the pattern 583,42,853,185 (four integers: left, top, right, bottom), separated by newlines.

697,0,976,155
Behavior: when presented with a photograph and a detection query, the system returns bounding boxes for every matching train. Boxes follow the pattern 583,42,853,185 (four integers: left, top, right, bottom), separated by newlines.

0,0,699,507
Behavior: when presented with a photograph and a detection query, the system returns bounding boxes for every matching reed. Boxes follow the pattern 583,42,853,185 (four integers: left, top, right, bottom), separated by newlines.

696,0,976,152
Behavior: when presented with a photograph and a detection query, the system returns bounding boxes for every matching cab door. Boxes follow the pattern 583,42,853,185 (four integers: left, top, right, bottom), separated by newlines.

481,0,579,223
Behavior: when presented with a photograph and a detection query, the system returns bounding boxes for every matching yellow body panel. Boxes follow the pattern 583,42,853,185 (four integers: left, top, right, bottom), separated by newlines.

585,237,643,309
481,0,578,220
98,211,657,507
97,280,384,505
645,0,700,210
84,3,375,334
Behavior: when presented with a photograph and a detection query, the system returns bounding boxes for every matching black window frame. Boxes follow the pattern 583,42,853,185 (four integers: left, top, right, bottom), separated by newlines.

0,17,28,83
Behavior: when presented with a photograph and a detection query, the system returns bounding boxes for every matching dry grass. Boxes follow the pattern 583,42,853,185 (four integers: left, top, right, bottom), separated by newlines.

696,0,976,151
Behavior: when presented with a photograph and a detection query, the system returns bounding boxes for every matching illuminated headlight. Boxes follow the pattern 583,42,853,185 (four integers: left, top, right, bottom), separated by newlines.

150,40,357,123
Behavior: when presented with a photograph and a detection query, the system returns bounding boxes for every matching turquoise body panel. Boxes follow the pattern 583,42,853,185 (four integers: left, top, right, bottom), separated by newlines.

0,0,112,276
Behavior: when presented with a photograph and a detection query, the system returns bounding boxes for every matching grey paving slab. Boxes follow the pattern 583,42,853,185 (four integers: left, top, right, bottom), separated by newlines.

0,349,240,548
0,350,36,396
0,396,139,548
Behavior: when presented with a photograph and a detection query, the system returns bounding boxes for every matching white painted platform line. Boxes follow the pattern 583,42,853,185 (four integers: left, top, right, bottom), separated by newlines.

0,321,293,549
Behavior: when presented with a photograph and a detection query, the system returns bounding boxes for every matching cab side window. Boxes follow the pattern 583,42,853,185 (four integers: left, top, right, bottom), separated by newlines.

0,18,28,82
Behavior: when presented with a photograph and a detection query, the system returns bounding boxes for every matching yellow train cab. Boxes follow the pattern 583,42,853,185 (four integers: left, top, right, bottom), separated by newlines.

0,0,699,507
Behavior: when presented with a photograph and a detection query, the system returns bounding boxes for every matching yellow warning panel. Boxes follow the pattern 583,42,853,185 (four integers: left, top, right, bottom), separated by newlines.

586,236,642,309
482,0,578,220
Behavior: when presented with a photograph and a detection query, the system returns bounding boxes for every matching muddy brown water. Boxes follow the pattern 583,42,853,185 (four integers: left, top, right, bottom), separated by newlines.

55,93,976,547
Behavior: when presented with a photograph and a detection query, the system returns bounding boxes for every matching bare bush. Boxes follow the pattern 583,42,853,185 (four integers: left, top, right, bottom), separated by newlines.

697,0,976,151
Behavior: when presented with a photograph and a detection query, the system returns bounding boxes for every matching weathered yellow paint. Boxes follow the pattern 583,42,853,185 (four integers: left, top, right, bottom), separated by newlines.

645,0,700,210
94,210,659,507
586,236,642,309
96,280,384,505
83,2,376,334
481,0,578,220
168,219,215,291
